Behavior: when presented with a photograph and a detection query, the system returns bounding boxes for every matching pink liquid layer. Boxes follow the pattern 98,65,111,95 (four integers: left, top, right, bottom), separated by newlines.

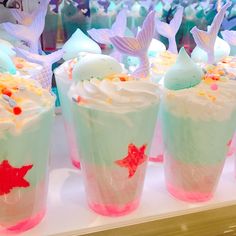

83,162,147,217
64,122,81,169
0,209,45,234
167,183,213,202
164,154,224,202
89,199,139,217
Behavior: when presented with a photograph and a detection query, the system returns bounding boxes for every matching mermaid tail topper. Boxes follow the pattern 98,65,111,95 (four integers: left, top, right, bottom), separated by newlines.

3,0,50,54
14,48,64,89
191,2,231,64
88,9,127,61
156,7,183,54
222,17,236,30
221,30,236,45
110,11,156,79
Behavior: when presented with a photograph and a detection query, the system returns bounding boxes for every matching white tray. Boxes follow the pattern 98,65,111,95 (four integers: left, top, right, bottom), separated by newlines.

23,115,236,236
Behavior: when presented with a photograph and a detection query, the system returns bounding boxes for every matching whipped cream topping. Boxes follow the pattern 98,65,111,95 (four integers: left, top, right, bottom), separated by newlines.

13,57,43,79
150,51,177,82
218,56,236,76
69,75,160,113
0,74,54,135
163,67,236,121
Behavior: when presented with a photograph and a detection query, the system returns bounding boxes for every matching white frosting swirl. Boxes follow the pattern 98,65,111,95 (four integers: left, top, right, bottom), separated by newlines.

0,74,54,135
218,56,236,76
163,78,236,121
69,78,160,113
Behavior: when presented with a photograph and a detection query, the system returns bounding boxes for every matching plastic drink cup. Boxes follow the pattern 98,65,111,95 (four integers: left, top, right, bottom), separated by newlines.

72,103,159,216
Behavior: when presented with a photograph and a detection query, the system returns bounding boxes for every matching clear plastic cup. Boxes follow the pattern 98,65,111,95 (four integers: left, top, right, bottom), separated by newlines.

55,69,81,169
72,103,159,216
0,107,54,234
149,117,164,163
161,106,236,202
227,132,236,157
164,152,225,202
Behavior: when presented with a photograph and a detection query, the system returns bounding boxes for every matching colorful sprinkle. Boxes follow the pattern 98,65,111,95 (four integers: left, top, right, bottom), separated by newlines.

2,94,10,101
16,63,24,69
210,84,218,91
77,96,83,103
106,98,112,104
204,77,214,85
18,85,26,91
13,106,22,115
2,88,12,97
9,99,17,108
198,91,206,96
106,73,131,82
207,94,216,102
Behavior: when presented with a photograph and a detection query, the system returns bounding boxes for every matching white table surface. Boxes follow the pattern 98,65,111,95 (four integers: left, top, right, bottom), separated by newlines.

22,115,236,236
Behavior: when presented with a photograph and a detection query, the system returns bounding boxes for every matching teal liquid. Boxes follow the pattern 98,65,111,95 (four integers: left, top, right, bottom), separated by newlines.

0,108,54,231
161,105,236,165
72,103,159,165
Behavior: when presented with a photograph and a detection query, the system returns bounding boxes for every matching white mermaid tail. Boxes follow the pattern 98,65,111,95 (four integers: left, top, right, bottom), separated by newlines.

110,11,156,78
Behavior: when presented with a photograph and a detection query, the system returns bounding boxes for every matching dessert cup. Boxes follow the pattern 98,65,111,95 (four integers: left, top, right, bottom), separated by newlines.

54,61,80,169
0,75,55,233
70,76,159,216
162,48,236,202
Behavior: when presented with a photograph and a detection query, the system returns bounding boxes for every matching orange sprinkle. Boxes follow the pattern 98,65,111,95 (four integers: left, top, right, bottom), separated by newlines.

204,77,214,85
16,63,24,69
198,91,206,96
77,96,86,104
106,73,131,82
2,88,12,97
106,98,112,104
208,94,216,102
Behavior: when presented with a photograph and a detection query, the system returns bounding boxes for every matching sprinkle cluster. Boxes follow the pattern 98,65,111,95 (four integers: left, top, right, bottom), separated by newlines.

197,65,232,102
0,84,24,115
0,75,44,116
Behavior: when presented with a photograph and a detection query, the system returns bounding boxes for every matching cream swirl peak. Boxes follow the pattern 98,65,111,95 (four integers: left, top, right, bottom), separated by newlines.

69,74,160,113
0,74,54,134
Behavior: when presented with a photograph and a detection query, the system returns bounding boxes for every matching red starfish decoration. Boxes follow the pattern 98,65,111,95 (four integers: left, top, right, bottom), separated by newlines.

115,144,147,178
0,160,33,196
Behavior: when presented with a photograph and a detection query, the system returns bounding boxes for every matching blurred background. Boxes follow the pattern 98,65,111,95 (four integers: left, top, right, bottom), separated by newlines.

1,0,236,54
